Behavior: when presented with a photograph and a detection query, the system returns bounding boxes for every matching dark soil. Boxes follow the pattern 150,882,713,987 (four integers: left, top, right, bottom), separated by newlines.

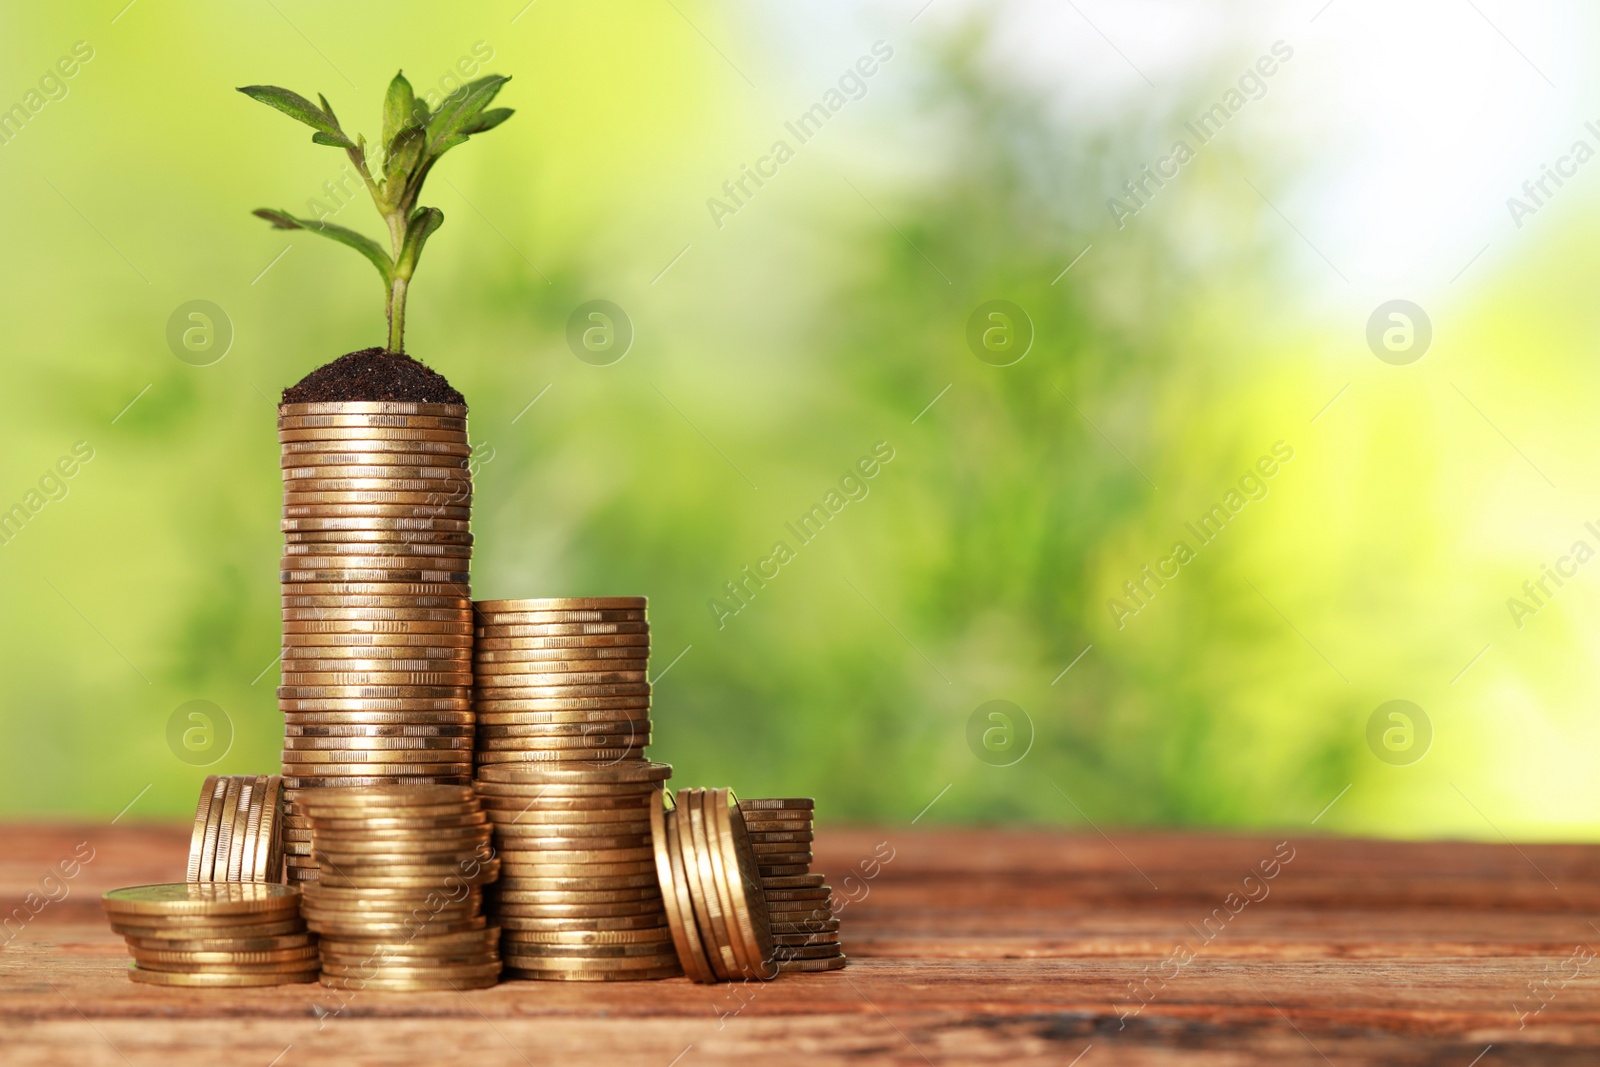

281,348,466,406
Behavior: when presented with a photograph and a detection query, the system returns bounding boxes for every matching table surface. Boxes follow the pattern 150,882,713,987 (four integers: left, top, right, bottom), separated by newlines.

3,822,1599,1065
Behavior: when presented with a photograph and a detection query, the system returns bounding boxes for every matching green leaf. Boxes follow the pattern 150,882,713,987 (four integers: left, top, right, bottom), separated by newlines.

250,207,393,282
385,126,425,183
382,72,416,150
311,130,357,149
462,107,514,135
236,85,350,144
396,206,445,279
425,75,510,151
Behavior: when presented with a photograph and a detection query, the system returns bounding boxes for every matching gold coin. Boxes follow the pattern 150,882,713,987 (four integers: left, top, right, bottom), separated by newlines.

285,530,473,547
210,777,246,882
281,553,472,570
279,683,471,698
103,883,302,917
771,932,840,947
653,791,715,983
473,661,648,678
283,517,472,534
294,784,476,808
131,945,320,965
277,401,466,418
476,634,650,651
475,622,647,638
284,490,471,505
283,750,475,767
747,829,814,843
186,775,221,883
286,724,472,738
279,672,473,687
477,721,649,739
129,967,318,987
236,774,267,881
285,504,471,521
303,883,483,903
741,817,816,831
489,820,652,838
284,736,472,752
307,915,486,936
313,871,498,892
488,902,665,921
277,620,473,636
477,731,648,750
318,948,498,968
483,808,654,826
282,640,472,657
476,761,669,785
319,956,501,977
282,658,471,674
769,919,841,935
775,955,847,972
310,826,490,846
284,775,470,789
474,674,649,690
318,972,500,992
474,750,647,766
676,791,732,980
497,915,666,934
111,917,307,940
280,437,470,455
473,699,651,715
712,789,775,976
496,874,659,891
497,858,655,879
281,449,469,467
283,464,469,481
473,610,646,626
761,874,826,889
490,888,662,906
475,597,646,612
276,580,470,596
494,836,651,854
473,784,658,801
502,963,679,982
127,932,315,952
741,798,815,811
474,647,648,664
305,814,487,832
281,604,471,619
320,932,498,955
281,623,473,639
282,538,471,557
502,946,679,965
280,705,473,717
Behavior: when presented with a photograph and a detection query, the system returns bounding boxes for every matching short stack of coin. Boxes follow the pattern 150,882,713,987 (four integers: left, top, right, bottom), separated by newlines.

472,597,650,767
652,787,775,983
743,798,846,973
295,785,502,990
104,883,317,987
477,761,680,980
187,774,285,883
279,401,475,885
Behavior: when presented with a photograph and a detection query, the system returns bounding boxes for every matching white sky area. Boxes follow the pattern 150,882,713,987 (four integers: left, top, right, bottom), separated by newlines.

755,0,1598,317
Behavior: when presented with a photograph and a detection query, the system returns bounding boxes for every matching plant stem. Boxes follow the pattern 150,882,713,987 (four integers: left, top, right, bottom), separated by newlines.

388,276,408,353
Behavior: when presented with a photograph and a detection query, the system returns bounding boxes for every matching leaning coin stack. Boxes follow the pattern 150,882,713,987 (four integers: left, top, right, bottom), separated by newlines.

652,787,774,983
103,883,316,987
473,597,651,766
187,774,285,883
279,401,475,885
744,797,845,973
478,761,680,980
296,785,502,990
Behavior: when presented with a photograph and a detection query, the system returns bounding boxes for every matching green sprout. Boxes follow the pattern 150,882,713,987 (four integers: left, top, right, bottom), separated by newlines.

238,72,513,354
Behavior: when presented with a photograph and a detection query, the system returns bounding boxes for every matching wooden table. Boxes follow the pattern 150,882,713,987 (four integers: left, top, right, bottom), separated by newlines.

4,822,1599,1065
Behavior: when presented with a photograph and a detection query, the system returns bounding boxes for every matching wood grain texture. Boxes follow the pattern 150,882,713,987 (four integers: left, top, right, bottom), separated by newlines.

3,822,1599,1065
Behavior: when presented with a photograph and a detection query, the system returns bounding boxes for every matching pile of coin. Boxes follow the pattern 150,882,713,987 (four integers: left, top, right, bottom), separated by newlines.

744,798,845,972
652,787,774,983
473,597,651,766
295,785,501,990
104,882,316,987
478,761,680,980
187,774,285,883
278,401,475,885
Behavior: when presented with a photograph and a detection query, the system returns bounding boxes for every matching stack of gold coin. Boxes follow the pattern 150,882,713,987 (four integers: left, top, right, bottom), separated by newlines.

477,761,680,980
743,798,845,972
279,401,475,885
103,882,316,987
651,786,774,983
295,785,501,990
472,597,650,767
186,774,286,883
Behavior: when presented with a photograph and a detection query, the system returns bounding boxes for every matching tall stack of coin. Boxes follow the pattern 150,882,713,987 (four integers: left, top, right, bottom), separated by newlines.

279,401,475,885
103,883,316,987
187,774,286,883
477,761,680,980
651,787,775,983
743,798,845,972
296,785,502,990
472,597,650,767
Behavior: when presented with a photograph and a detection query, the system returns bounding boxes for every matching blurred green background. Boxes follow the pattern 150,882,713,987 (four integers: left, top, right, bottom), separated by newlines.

3,1,1597,838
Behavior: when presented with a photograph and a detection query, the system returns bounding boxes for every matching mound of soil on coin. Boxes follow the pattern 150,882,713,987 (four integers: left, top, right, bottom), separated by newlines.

281,348,466,406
